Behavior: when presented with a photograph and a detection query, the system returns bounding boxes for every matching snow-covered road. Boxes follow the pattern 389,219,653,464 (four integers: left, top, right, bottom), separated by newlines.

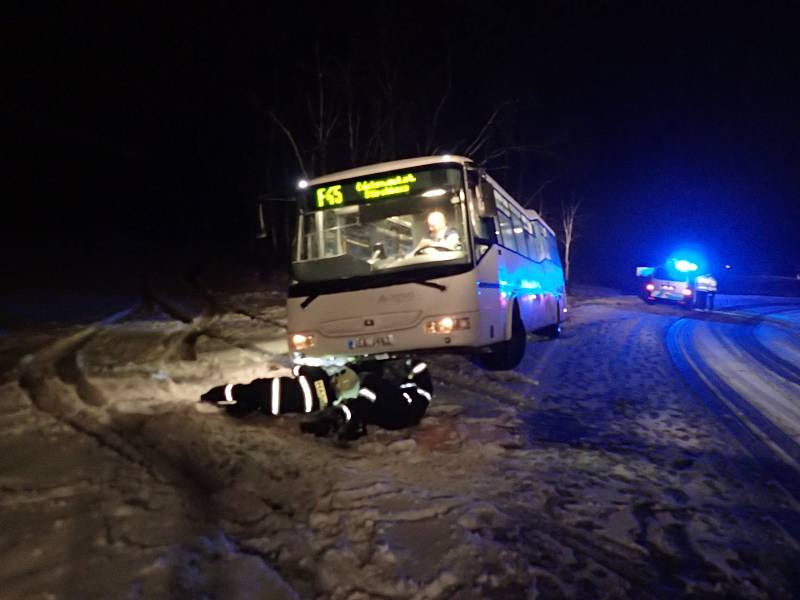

1,281,799,599
668,299,800,499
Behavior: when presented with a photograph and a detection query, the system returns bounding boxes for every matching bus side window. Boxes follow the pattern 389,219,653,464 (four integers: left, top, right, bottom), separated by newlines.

498,211,517,252
468,182,495,244
524,221,537,260
534,222,548,260
526,221,539,261
543,225,553,260
494,192,518,252
476,217,494,242
511,212,527,257
547,232,560,264
492,214,504,247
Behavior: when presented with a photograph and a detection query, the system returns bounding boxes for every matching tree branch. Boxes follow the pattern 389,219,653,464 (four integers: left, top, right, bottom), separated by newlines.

267,110,307,178
464,104,504,157
425,53,452,154
524,179,554,210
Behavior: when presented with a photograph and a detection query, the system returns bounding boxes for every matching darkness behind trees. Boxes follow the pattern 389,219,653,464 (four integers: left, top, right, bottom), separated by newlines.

5,2,799,288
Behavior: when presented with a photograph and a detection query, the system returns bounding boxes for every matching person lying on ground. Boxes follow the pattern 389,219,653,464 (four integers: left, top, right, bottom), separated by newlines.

200,360,432,441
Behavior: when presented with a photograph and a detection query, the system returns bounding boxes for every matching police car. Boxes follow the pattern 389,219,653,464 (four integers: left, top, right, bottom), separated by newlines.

644,265,694,305
637,260,717,308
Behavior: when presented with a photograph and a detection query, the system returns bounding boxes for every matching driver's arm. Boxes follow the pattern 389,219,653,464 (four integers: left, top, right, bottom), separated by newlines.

443,229,461,249
410,236,433,254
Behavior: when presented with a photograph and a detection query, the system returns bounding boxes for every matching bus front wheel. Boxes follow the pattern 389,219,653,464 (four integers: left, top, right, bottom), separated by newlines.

477,304,526,371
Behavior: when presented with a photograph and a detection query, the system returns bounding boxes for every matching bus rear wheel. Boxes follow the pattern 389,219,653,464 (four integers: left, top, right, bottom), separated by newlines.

477,304,526,371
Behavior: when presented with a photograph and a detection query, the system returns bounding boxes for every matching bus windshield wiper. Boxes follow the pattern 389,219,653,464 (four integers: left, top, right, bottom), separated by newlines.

404,279,447,292
300,294,319,309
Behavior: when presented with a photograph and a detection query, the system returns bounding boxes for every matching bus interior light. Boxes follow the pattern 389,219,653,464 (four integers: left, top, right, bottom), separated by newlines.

425,316,470,334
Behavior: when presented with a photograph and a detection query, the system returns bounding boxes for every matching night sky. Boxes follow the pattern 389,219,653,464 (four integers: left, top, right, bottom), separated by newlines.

6,2,799,285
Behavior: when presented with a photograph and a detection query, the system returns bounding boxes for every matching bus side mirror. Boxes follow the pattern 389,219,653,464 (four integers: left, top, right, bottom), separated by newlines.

475,217,498,246
478,181,497,217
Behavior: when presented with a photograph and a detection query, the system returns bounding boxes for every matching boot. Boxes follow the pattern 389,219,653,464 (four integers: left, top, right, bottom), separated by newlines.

337,417,367,441
200,385,227,405
300,406,347,437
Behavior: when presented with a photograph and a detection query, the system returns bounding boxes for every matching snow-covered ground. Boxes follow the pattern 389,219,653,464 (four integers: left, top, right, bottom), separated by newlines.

1,280,799,599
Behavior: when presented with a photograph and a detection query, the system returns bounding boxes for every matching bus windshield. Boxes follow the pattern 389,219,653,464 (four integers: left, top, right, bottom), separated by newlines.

293,166,469,283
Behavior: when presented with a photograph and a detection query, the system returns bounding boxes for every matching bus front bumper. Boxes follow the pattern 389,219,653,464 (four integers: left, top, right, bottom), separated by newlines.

289,311,481,365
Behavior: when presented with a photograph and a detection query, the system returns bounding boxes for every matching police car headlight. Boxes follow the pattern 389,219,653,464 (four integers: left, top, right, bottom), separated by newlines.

425,316,470,334
290,333,315,350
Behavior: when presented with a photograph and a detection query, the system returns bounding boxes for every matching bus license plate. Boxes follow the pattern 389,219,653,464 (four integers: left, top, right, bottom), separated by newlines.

348,334,394,349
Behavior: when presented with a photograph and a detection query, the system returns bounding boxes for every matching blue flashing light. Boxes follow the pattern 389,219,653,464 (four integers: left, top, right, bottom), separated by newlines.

674,259,698,273
667,247,707,274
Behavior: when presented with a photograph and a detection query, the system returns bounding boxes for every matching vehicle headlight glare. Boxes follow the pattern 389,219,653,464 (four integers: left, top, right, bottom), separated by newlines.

425,316,470,334
290,333,315,350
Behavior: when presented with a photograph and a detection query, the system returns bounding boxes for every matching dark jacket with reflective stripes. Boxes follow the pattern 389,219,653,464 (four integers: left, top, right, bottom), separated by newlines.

344,363,432,429
219,365,336,417
206,361,432,429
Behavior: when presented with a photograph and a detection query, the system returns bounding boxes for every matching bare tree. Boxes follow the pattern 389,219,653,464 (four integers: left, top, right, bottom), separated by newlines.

340,64,362,166
462,103,506,158
425,52,453,155
308,44,343,174
560,193,582,287
265,109,308,179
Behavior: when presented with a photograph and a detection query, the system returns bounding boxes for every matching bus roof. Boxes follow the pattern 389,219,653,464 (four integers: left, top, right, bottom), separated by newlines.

307,155,475,186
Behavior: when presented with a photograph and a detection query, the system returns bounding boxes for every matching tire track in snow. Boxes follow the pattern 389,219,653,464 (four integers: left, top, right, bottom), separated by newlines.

18,310,208,489
739,323,800,386
667,316,800,520
14,303,318,596
142,272,287,362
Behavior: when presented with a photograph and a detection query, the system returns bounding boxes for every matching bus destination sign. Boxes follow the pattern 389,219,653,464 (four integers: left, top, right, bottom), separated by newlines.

313,173,417,209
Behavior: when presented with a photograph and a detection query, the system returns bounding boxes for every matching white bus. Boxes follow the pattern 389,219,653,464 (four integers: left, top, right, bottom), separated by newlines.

287,155,565,370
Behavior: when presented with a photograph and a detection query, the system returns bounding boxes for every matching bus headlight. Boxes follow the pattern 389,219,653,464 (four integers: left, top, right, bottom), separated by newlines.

425,316,470,334
682,288,693,296
290,333,315,351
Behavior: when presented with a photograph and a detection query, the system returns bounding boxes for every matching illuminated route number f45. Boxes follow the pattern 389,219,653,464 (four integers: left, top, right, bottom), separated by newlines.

316,185,343,208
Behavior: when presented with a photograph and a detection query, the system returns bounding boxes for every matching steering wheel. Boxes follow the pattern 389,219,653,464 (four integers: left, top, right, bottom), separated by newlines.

414,245,453,256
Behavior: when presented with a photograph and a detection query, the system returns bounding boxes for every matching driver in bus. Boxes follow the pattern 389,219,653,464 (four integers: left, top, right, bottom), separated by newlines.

411,210,461,255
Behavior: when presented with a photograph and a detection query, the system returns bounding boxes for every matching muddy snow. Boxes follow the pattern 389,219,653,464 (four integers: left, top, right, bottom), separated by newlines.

1,284,799,599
